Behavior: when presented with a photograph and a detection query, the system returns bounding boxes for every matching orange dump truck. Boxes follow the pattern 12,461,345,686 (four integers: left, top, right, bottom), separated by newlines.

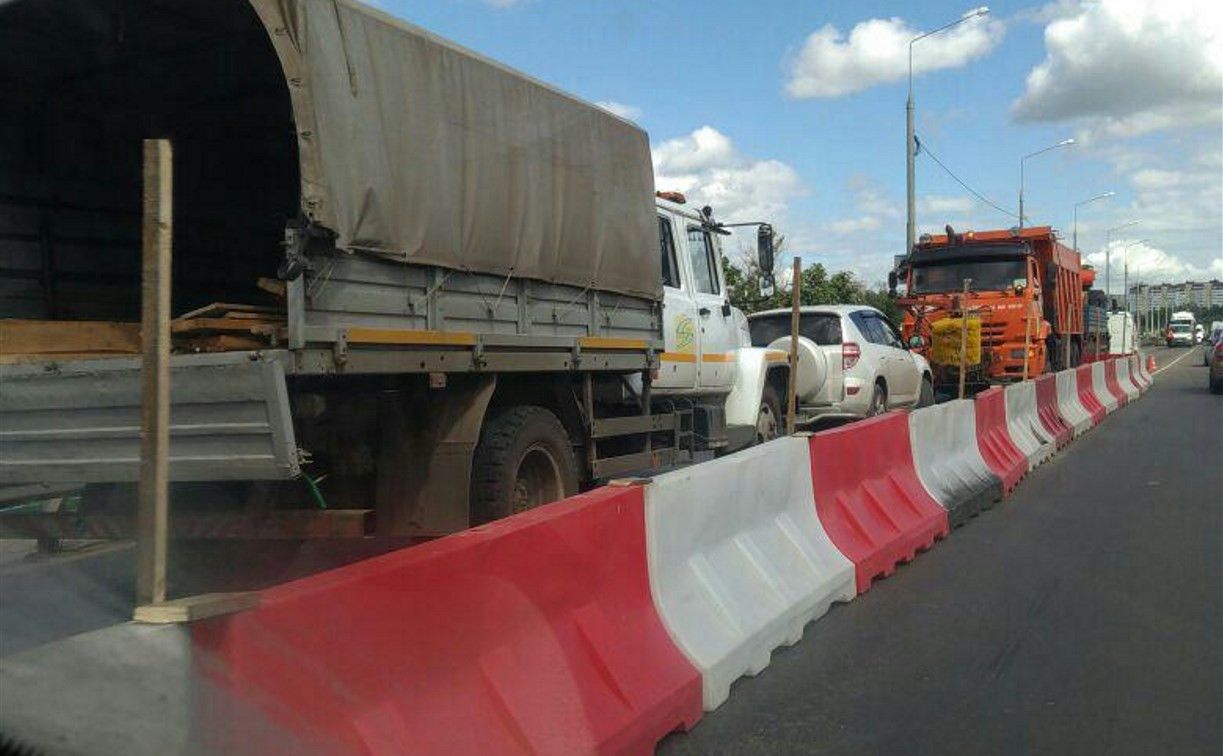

895,226,1088,391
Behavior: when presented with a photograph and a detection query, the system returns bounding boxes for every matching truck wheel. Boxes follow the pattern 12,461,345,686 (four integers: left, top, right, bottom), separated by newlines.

867,382,887,416
756,384,782,444
471,406,579,524
917,376,935,407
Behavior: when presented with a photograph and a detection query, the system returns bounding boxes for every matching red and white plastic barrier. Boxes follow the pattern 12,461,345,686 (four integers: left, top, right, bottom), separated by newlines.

1091,361,1120,414
1003,381,1056,470
1034,374,1075,448
1102,359,1130,408
645,438,855,710
1112,358,1140,402
974,387,1028,494
1076,364,1109,424
193,486,703,756
1057,369,1094,436
807,412,949,593
908,399,1002,527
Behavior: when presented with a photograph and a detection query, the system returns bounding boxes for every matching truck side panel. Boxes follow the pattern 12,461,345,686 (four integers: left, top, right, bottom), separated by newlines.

0,352,299,484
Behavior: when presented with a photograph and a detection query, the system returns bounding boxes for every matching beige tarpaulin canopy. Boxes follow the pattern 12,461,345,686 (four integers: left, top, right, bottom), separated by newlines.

248,0,661,300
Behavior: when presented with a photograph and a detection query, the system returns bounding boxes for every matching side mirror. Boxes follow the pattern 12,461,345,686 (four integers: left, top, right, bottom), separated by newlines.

908,334,925,349
757,224,775,276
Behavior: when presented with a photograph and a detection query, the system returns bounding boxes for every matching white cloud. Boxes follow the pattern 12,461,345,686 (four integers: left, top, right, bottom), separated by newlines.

785,12,1003,98
919,195,976,215
1012,0,1223,134
594,101,643,121
1084,241,1220,287
652,126,803,226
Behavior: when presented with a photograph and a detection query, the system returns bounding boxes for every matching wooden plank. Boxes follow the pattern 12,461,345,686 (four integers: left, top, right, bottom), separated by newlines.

0,319,141,355
257,277,286,300
134,591,260,624
171,317,283,335
136,138,173,607
175,301,282,320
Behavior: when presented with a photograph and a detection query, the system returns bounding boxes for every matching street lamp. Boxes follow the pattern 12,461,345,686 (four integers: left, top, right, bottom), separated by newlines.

1104,220,1140,299
1120,239,1149,353
1018,138,1075,228
1072,191,1114,254
906,6,990,254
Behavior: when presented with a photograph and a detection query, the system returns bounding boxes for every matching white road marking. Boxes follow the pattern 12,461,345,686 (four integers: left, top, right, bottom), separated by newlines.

1152,348,1196,376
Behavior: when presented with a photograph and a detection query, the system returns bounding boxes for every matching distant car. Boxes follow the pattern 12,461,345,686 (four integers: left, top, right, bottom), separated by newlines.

748,305,933,422
1194,323,1205,344
1210,340,1223,394
1167,323,1195,347
1204,327,1223,366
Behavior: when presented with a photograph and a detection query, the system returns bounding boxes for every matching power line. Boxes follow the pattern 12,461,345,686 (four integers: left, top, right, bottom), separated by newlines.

917,136,1019,220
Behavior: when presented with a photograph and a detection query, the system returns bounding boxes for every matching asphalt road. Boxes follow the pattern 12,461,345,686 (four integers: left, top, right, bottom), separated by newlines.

659,346,1223,756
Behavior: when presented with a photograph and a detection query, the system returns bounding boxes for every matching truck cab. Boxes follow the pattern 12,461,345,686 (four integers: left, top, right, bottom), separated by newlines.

651,195,789,447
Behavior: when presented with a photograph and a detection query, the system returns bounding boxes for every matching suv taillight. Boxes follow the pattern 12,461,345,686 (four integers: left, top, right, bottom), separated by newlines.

1214,342,1223,358
843,342,861,370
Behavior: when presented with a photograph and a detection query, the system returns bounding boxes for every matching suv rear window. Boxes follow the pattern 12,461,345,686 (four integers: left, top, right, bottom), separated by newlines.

749,313,842,347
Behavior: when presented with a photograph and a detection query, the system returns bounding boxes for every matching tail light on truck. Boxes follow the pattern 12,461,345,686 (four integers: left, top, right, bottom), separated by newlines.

843,342,861,370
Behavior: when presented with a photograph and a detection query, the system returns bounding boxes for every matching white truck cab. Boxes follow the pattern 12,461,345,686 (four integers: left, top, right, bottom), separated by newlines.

651,196,789,446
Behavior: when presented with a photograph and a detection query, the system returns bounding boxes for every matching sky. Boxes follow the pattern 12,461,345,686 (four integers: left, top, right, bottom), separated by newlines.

373,0,1222,291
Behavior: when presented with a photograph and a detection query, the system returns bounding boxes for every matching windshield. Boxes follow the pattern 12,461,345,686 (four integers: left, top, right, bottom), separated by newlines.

1171,324,1192,333
910,257,1027,294
749,313,842,347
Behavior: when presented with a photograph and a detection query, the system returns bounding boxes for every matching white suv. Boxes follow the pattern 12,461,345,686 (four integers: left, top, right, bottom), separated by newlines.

748,305,934,421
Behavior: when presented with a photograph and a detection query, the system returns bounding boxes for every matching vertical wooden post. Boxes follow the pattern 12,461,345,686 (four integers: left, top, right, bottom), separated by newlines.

958,278,970,400
1022,303,1032,381
786,257,802,435
136,139,173,608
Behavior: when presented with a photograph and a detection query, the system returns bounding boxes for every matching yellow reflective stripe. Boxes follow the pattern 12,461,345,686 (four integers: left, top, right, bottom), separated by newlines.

578,337,649,350
661,351,698,363
701,353,734,363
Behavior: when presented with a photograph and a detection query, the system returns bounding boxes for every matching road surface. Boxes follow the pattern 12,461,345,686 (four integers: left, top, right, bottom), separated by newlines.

659,346,1222,756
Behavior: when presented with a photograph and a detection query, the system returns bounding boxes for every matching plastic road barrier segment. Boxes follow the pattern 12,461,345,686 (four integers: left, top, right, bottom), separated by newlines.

1130,352,1149,389
806,412,949,593
1113,358,1140,402
1102,359,1130,407
1055,370,1093,437
974,387,1027,495
1034,374,1074,448
192,486,703,756
1131,353,1151,392
1003,381,1056,470
908,400,1002,528
1075,364,1108,425
645,437,856,711
1091,361,1121,413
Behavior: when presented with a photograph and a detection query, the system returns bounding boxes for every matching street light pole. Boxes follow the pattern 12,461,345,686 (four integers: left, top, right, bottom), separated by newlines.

1019,138,1075,228
1072,191,1114,254
1104,220,1140,303
906,7,990,255
1119,239,1148,354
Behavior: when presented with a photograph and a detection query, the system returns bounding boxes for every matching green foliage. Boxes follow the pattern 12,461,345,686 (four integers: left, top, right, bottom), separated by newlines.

722,250,904,323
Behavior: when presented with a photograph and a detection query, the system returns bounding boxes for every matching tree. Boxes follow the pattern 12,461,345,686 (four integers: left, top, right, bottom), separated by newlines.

722,247,905,323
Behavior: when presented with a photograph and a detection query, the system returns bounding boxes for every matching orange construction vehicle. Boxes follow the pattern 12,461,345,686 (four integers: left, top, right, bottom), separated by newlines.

892,226,1088,392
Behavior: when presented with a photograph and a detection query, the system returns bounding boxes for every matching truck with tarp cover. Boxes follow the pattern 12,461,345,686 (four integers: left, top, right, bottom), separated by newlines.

0,0,787,558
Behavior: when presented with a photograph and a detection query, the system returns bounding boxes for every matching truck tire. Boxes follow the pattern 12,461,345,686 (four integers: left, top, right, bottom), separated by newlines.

471,406,579,524
917,376,935,407
756,383,782,444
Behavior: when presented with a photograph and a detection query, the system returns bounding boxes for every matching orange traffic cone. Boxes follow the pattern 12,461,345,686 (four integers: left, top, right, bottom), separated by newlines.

1146,354,1156,373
